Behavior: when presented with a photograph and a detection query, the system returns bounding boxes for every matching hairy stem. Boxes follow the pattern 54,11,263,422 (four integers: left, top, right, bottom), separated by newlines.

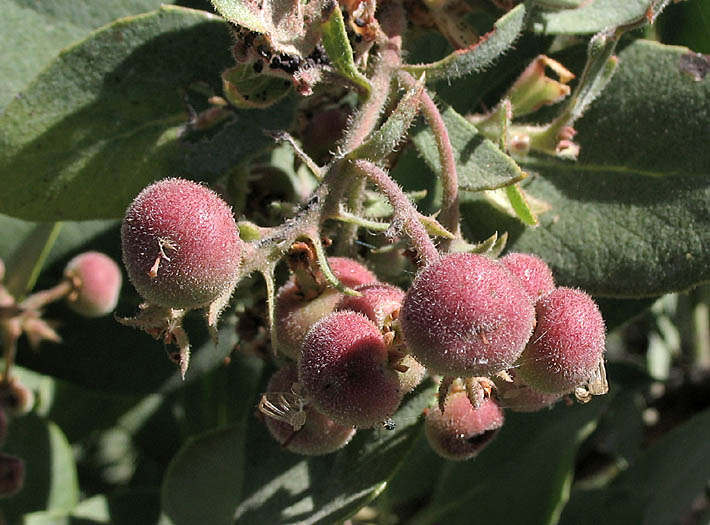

351,159,440,268
399,71,460,245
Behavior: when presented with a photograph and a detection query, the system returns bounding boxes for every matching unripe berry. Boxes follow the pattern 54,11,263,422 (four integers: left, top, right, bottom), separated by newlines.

401,253,535,377
0,453,24,498
121,178,243,310
274,257,377,358
298,311,403,428
500,252,555,301
335,283,426,394
64,251,122,317
517,287,606,394
425,393,504,461
262,365,355,455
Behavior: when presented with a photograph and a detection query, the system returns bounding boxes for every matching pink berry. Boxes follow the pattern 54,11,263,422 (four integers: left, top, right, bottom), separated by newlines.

298,311,403,428
500,252,555,301
64,251,122,317
517,287,606,394
425,392,504,461
335,282,405,330
400,253,535,377
274,257,377,358
121,178,243,309
0,453,24,498
262,365,355,455
326,257,377,289
0,377,34,416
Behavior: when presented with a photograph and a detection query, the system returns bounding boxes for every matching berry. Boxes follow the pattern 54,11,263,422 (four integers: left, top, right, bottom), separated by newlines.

262,365,355,455
517,287,606,394
326,257,378,289
335,283,426,393
121,178,243,310
425,392,504,461
500,252,555,301
0,453,24,498
274,257,377,358
400,253,535,377
298,311,403,428
335,282,404,330
64,251,122,317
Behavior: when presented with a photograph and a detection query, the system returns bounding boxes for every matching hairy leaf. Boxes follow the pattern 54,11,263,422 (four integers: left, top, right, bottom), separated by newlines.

0,0,169,109
404,4,526,82
528,0,653,34
412,105,525,191
0,6,291,221
461,40,710,297
321,4,371,95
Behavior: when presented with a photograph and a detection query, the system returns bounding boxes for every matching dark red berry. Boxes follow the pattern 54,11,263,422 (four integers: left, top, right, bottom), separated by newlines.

425,392,504,461
401,253,535,377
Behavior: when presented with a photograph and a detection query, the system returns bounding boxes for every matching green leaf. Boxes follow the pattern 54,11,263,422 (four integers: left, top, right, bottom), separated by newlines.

0,0,171,110
233,381,436,524
210,0,266,34
528,0,652,35
404,4,526,83
3,223,61,298
320,4,371,95
412,400,606,525
2,414,79,523
411,105,525,192
460,41,710,297
349,79,423,162
222,64,292,109
162,424,248,525
0,6,290,221
505,183,539,226
560,407,710,525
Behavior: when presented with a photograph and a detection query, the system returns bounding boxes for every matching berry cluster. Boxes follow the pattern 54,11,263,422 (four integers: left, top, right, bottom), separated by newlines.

116,177,607,460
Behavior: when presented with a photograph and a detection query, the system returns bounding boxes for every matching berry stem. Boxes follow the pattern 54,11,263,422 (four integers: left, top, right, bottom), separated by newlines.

399,71,461,246
350,159,440,268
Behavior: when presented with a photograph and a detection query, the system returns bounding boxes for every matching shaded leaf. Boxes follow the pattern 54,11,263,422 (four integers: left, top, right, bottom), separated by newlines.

0,0,171,110
0,6,289,221
2,414,79,523
560,407,710,525
412,400,606,525
411,105,525,192
460,41,710,297
222,64,292,109
404,4,526,82
233,380,436,524
162,424,248,525
528,0,652,35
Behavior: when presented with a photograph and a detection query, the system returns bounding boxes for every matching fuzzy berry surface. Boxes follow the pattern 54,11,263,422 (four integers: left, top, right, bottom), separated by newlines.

400,253,535,377
121,178,242,310
425,392,504,461
500,252,556,301
64,251,122,317
517,287,606,394
298,311,403,428
335,282,404,329
263,365,355,455
274,257,377,358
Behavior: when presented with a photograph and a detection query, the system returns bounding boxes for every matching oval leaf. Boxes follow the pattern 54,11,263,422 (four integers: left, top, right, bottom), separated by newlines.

528,0,652,35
